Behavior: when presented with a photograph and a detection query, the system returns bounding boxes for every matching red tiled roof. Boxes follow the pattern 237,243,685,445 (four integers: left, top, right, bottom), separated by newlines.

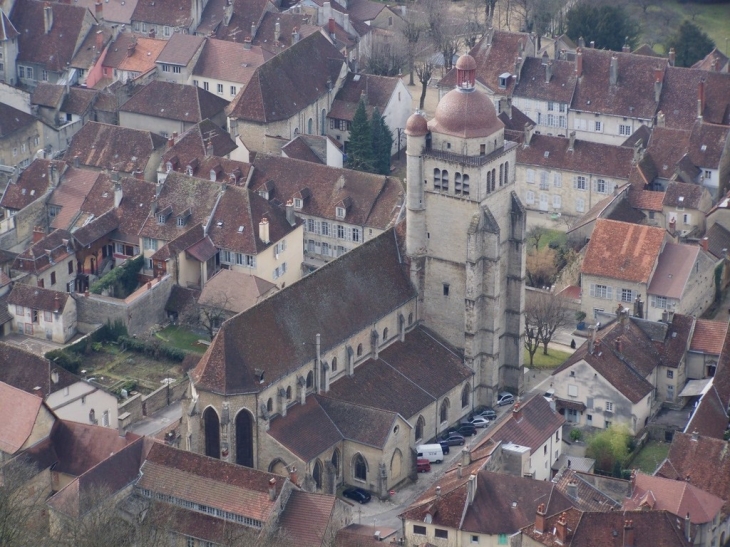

120,81,229,124
647,243,699,299
582,219,665,283
0,381,45,454
0,159,63,211
629,189,665,212
7,284,69,313
690,319,728,354
570,510,690,547
48,167,101,230
131,0,195,27
192,38,265,84
488,394,565,452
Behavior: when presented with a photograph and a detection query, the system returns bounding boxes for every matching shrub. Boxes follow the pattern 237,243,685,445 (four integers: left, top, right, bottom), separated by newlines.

46,349,83,374
90,255,143,297
570,429,583,442
118,336,187,362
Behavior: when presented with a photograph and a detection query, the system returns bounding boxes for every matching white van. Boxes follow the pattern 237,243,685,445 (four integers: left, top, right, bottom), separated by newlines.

417,444,444,464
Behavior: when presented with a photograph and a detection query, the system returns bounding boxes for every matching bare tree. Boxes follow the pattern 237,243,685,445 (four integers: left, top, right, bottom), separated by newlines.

415,62,433,110
526,290,572,357
527,225,548,251
524,321,542,367
0,457,49,547
188,289,234,340
402,15,423,85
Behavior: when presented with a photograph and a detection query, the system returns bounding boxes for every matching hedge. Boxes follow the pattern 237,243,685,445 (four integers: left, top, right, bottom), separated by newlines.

118,336,187,362
90,255,144,296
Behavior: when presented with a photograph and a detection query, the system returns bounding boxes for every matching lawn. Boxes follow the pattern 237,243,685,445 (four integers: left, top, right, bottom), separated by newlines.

525,348,571,368
155,325,209,354
629,441,670,474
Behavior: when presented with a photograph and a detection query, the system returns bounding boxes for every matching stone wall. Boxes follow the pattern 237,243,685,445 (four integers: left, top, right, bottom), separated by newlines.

143,378,189,416
75,275,174,335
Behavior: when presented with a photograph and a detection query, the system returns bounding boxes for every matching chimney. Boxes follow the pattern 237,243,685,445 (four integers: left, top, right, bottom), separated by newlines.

457,463,462,478
512,401,522,421
633,294,643,319
566,481,578,499
291,27,300,43
127,41,136,57
94,1,103,20
49,163,59,186
134,169,144,180
259,217,270,244
575,48,583,78
668,48,676,66
118,420,126,437
534,503,547,534
461,447,470,467
578,36,585,48
691,429,699,441
568,131,576,151
656,110,665,128
623,42,630,53
167,135,174,148
698,79,705,119
290,466,298,486
555,513,568,543
251,22,256,39
589,40,595,49
589,323,599,354
610,55,618,86
467,474,477,505
224,0,233,25
44,3,53,34
114,181,123,208
73,155,80,168
95,29,103,51
149,27,156,39
545,60,553,83
654,67,663,102
268,477,277,501
701,236,709,252
435,485,441,502
205,140,213,157
328,17,335,40
615,337,623,353
685,513,691,542
54,293,61,313
275,18,281,42
243,37,252,50
524,123,534,146
285,199,295,226
623,519,635,547
33,226,45,243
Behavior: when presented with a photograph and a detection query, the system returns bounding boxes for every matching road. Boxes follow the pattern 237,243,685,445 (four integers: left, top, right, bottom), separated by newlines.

128,400,182,437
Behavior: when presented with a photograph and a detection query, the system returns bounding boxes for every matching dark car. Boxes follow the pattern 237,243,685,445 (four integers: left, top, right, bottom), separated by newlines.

343,487,371,504
439,441,451,455
456,424,477,437
441,432,466,446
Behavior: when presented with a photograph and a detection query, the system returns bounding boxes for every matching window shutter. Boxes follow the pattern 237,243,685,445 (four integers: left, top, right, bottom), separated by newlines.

592,179,597,192
651,295,656,307
589,284,595,297
606,287,613,300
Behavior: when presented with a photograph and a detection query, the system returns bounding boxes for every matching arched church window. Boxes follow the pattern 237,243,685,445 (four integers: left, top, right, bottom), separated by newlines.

267,398,273,412
440,398,450,423
463,174,470,196
504,162,509,185
415,415,425,441
461,385,470,408
331,357,338,372
357,343,363,356
433,168,441,190
499,163,504,186
286,386,292,399
382,327,388,341
441,170,449,191
454,172,462,195
306,371,313,388
354,454,367,481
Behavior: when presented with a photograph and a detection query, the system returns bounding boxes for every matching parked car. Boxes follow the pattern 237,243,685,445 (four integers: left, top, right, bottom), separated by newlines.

417,458,432,473
439,441,451,455
343,487,371,504
467,416,490,428
456,423,477,437
478,407,497,420
441,432,466,446
497,392,515,406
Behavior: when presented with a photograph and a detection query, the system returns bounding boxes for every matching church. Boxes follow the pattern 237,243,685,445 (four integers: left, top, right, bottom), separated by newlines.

183,54,526,498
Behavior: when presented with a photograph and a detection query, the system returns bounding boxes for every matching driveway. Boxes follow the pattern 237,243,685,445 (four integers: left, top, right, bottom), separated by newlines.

2,333,67,356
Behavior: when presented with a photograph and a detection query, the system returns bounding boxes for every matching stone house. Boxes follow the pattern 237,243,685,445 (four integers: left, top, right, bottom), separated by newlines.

118,80,229,138
7,284,76,342
0,8,19,86
11,228,80,291
326,72,411,154
130,0,209,37
155,33,205,85
190,38,265,102
0,343,118,428
100,33,167,83
0,102,43,171
662,181,713,237
687,319,727,380
196,269,277,326
516,131,634,219
249,154,403,272
226,31,347,154
0,380,56,462
580,219,667,320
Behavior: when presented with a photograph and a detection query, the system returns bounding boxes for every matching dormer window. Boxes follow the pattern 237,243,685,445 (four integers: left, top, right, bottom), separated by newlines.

186,165,194,176
294,198,303,209
210,169,217,181
166,161,173,172
499,73,511,89
157,214,166,224
177,216,185,227
336,207,346,219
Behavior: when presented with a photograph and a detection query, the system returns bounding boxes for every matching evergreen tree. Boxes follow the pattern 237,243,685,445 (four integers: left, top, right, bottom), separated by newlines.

346,99,374,172
371,108,393,175
667,21,715,67
566,4,639,51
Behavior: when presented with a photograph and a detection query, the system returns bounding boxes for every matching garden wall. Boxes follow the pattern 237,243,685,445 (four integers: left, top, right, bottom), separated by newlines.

117,378,189,431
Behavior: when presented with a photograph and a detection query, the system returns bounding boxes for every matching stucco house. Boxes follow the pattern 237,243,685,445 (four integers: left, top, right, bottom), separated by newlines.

6,284,76,343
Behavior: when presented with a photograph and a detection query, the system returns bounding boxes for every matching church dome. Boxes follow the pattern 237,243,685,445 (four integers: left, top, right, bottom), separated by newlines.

405,112,429,136
428,87,503,139
455,54,477,71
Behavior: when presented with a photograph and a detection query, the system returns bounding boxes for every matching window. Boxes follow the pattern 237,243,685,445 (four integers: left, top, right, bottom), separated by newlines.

553,194,561,209
435,529,448,539
230,85,237,96
568,384,578,397
553,173,562,187
596,179,607,193
683,213,692,225
50,272,56,285
498,535,508,545
413,525,426,535
559,116,566,128
203,81,209,91
472,536,480,544
171,65,181,74
18,66,24,78
653,295,668,309
102,410,109,427
575,176,587,190
44,311,52,322
15,305,23,315
526,169,535,184
547,114,555,127
143,238,158,251
352,228,360,242
337,225,345,239
704,170,712,181
439,398,449,422
480,144,486,155
357,343,363,356
187,537,195,547
220,250,232,264
540,171,549,190
217,83,224,93
443,283,449,296
576,198,585,212
544,445,548,455
354,454,367,480
605,401,614,412
525,190,535,205
331,357,337,372
321,222,329,236
547,101,554,111
595,121,602,132
590,284,612,299
38,279,44,288
461,384,470,408
441,170,449,190
620,288,633,303
161,64,170,72
619,124,632,136
336,207,346,219
68,261,73,274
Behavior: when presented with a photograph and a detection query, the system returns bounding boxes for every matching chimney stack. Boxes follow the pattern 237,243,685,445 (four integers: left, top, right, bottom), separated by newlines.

654,67,663,102
243,37,252,50
589,323,599,354
73,155,80,168
328,17,336,40
701,236,709,252
33,226,45,243
555,513,568,543
685,513,691,542
134,169,144,180
578,36,585,48
461,447,470,467
669,48,676,66
545,60,553,83
524,123,534,146
127,41,136,57
275,18,281,42
292,27,300,43
610,55,619,86
114,181,123,208
568,130,576,151
615,337,623,353
289,466,298,486
251,22,256,40
149,27,156,39
94,1,103,20
285,199,295,226
535,503,547,534
259,217,270,244
623,519,635,547
457,463,462,478
656,110,665,128
467,474,477,505
512,401,522,421
589,40,595,49
95,29,103,51
567,481,578,499
633,294,643,319
205,140,213,157
49,163,59,186
575,48,583,78
268,477,277,501
44,3,53,34
698,79,706,119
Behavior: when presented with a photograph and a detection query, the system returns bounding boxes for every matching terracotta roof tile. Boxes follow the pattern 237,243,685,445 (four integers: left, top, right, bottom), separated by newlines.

513,56,577,104
582,219,665,283
61,87,98,116
690,319,728,354
281,136,326,164
70,24,112,70
268,397,343,461
647,243,699,299
629,189,665,211
685,386,728,439
570,510,690,547
120,81,229,124
251,12,319,56
48,166,101,230
198,269,276,314
131,0,196,27
0,9,19,40
706,222,730,259
12,229,77,275
488,394,565,452
203,0,273,43
62,0,138,25
0,102,38,139
329,73,400,122
279,490,337,547
191,227,416,395
553,468,623,512
0,381,44,454
7,283,69,312
156,33,205,65
103,33,167,72
31,83,66,108
0,159,64,211
192,38,265,84
0,343,77,396
658,313,694,369
662,181,709,209
657,67,730,129
161,120,237,170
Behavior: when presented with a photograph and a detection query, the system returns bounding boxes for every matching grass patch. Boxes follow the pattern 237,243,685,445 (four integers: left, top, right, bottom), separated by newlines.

629,441,670,474
538,229,567,251
156,325,208,354
525,348,571,368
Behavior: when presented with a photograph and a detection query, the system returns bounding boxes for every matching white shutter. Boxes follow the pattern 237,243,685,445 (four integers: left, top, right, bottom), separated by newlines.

589,284,596,297
573,176,578,189
606,287,613,300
